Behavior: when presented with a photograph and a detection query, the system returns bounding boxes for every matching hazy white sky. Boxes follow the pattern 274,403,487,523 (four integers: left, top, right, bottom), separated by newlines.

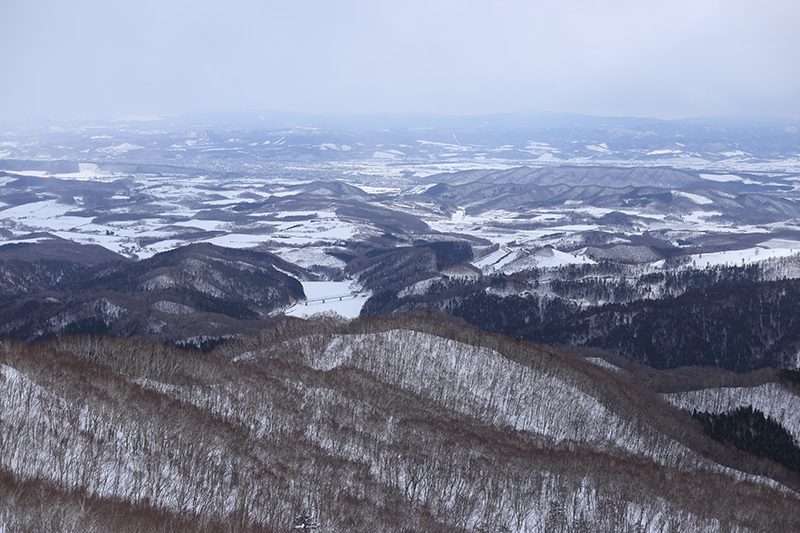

2,0,799,120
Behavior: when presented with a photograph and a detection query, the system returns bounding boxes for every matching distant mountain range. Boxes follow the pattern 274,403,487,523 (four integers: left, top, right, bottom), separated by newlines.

2,112,799,170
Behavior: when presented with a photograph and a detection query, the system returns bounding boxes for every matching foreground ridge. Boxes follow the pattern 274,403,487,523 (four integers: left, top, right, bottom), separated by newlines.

1,313,799,531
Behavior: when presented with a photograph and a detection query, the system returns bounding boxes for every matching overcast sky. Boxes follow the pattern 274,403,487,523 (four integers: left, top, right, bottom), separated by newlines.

2,0,799,120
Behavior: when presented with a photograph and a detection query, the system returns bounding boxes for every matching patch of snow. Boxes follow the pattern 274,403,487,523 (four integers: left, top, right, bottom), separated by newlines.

647,149,682,155
152,301,195,315
0,199,75,222
357,185,401,195
687,246,796,268
473,247,512,270
269,189,301,197
760,239,800,251
0,236,54,247
97,143,145,154
586,357,621,373
699,173,743,182
672,190,713,205
477,246,595,274
397,277,440,298
286,281,367,319
525,141,553,150
586,144,611,153
273,247,346,271
173,219,222,231
200,234,270,249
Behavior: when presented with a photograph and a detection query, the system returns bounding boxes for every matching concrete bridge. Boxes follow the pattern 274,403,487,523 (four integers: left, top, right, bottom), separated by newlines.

301,292,363,305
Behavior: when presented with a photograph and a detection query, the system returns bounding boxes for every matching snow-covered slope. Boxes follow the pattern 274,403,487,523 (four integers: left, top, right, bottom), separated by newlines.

3,316,797,531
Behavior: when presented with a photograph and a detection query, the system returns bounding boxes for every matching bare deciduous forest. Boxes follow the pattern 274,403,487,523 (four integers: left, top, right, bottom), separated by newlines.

2,313,799,531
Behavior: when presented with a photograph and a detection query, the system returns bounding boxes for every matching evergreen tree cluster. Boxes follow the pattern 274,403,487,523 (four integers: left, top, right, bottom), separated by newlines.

693,407,800,473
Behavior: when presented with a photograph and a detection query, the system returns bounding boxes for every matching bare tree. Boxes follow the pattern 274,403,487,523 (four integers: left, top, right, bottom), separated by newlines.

293,509,320,530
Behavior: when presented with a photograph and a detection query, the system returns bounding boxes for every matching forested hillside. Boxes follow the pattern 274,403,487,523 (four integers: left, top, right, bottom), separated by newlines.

2,313,799,531
0,242,307,345
362,258,800,371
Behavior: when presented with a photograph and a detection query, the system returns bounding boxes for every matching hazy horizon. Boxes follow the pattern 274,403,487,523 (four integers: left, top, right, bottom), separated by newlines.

2,0,799,121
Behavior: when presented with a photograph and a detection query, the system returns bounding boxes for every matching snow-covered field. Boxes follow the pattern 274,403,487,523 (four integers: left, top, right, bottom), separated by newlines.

687,245,800,269
285,281,368,319
4,155,800,306
473,245,595,274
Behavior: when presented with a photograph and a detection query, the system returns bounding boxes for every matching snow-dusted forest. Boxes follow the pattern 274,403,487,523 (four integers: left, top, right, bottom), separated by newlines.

2,314,800,531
